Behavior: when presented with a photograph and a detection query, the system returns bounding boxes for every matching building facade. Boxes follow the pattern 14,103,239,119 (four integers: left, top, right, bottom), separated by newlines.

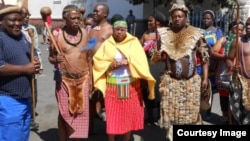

3,0,250,37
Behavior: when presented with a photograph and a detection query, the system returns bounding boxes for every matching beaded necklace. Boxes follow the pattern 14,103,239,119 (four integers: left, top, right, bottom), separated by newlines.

62,26,82,46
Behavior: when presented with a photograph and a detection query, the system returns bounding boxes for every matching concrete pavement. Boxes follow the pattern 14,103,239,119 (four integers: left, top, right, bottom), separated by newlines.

29,35,222,141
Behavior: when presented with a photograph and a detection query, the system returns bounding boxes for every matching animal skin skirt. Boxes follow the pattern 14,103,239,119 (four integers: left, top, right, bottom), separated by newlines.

158,74,203,129
56,76,90,138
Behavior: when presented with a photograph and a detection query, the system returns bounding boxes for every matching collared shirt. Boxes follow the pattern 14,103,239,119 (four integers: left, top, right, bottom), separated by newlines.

0,29,32,99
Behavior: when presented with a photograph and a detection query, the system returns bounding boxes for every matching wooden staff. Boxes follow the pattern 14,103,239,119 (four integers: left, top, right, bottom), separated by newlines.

28,28,36,122
233,3,241,87
153,0,161,51
234,0,247,87
40,7,60,53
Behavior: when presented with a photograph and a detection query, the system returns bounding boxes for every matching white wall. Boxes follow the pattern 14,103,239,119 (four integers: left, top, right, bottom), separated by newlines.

28,0,144,20
4,0,18,5
244,0,250,22
29,0,69,19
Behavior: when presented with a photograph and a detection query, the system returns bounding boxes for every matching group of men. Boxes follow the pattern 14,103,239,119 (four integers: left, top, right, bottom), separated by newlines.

1,2,250,141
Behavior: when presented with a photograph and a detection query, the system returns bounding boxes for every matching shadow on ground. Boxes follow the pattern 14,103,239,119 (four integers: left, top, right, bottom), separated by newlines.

31,119,169,141
32,128,59,141
134,124,168,141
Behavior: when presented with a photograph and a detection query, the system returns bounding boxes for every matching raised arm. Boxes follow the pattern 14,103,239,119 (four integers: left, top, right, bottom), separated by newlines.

210,36,226,59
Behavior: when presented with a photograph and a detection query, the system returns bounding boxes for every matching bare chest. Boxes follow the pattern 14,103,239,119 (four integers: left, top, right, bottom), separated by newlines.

241,42,250,56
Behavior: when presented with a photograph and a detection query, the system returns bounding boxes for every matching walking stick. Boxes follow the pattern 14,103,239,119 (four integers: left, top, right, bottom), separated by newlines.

153,0,160,51
150,0,167,62
40,7,60,53
28,28,36,123
234,0,247,87
154,10,161,51
153,0,161,51
233,3,240,87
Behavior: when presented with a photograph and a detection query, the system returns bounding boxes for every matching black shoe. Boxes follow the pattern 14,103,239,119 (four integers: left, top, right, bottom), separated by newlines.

30,121,39,130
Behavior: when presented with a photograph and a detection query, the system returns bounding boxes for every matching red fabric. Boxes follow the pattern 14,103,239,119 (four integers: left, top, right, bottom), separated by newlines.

196,54,201,65
219,47,224,54
46,15,52,26
105,80,144,134
143,39,156,52
218,89,229,97
56,80,89,138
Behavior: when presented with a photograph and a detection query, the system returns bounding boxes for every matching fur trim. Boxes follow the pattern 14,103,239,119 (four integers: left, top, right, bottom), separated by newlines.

159,26,203,60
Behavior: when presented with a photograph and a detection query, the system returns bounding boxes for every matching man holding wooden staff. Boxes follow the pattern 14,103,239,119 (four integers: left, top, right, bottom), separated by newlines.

0,4,41,141
47,5,92,140
151,4,209,141
21,6,43,130
227,17,250,125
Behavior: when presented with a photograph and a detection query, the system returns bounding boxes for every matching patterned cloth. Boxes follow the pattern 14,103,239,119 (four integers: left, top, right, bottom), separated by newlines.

105,80,144,134
229,41,250,125
158,74,203,128
56,76,90,138
229,74,250,125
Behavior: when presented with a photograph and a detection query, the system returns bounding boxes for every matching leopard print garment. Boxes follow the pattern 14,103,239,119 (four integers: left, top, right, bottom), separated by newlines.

158,26,203,61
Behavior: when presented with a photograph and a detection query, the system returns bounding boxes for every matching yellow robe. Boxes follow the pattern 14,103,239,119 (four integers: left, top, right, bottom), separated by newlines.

93,33,156,100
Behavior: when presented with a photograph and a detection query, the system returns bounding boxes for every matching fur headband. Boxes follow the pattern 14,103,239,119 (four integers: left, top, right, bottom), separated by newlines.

169,4,189,16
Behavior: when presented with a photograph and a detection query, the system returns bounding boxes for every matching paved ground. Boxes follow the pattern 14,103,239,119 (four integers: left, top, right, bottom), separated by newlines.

29,35,223,141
